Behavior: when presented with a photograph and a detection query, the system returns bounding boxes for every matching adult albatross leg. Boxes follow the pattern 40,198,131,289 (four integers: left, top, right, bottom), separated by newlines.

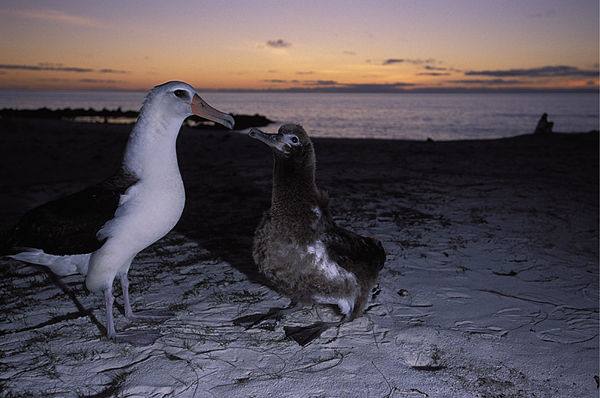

104,286,160,345
120,273,175,321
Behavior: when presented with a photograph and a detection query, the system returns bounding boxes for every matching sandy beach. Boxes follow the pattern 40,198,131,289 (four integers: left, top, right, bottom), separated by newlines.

0,117,598,397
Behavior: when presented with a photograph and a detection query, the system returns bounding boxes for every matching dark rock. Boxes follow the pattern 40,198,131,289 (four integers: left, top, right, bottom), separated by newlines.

0,108,274,130
189,113,274,130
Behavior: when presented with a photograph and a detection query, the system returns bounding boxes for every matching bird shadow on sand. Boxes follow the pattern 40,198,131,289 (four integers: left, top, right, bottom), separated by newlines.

174,131,274,287
0,265,107,338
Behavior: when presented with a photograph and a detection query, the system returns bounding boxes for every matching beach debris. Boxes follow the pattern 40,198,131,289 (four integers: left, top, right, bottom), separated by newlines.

534,113,554,134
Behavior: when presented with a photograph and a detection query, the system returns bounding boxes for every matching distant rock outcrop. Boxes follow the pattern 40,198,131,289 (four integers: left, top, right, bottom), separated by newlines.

534,113,554,134
231,113,274,130
189,113,274,130
0,108,274,130
0,107,138,121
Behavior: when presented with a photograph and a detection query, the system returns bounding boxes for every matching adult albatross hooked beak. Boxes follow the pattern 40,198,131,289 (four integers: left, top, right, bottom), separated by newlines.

190,93,235,129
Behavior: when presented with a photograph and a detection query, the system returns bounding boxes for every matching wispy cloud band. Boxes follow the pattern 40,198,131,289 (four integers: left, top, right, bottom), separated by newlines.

466,65,598,78
261,79,415,92
418,72,451,76
449,79,524,85
0,63,92,73
383,58,437,66
266,39,291,48
0,63,129,74
0,9,101,27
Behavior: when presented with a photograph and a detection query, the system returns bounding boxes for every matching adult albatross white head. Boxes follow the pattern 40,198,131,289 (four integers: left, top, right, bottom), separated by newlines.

3,81,234,344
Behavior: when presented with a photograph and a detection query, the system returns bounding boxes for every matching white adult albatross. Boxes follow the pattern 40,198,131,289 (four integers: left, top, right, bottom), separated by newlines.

4,81,234,344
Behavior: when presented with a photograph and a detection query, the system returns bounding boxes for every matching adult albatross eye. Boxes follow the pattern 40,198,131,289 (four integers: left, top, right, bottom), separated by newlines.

291,136,299,144
174,89,188,99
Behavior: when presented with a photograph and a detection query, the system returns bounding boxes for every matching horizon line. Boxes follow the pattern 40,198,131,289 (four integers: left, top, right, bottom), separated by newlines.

0,86,597,94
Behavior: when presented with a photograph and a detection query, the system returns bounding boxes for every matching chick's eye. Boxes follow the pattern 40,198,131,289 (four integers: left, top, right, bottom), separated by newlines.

291,136,299,144
174,90,187,99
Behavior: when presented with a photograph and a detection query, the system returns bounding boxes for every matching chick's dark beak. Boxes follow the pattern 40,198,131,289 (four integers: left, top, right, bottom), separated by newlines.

248,127,290,155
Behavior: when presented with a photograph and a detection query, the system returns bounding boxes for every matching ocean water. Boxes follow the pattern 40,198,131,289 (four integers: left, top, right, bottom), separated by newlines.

0,90,597,140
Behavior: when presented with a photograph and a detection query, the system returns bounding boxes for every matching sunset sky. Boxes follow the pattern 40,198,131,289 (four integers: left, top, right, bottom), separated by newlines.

0,0,598,91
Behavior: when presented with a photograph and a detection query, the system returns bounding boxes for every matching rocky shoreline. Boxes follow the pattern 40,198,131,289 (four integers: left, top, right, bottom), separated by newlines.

0,108,274,130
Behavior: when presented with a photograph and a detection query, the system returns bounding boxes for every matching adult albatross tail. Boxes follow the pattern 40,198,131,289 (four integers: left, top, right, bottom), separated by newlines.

4,81,234,345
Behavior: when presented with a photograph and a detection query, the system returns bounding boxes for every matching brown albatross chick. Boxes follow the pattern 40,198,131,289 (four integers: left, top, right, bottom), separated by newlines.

237,124,385,345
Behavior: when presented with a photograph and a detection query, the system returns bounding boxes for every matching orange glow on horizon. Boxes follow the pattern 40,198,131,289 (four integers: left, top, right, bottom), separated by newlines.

0,1,597,92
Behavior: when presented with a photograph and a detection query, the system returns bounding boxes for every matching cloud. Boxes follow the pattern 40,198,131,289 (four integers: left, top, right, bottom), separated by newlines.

0,63,92,72
303,80,338,86
343,51,356,56
423,65,447,71
448,79,524,85
383,58,437,66
79,79,119,84
0,63,130,74
466,65,598,78
0,9,101,27
266,39,291,48
418,72,451,76
344,82,415,91
262,79,335,86
258,79,415,92
421,65,463,75
98,68,130,74
382,59,404,65
296,82,416,92
296,71,314,75
423,65,462,74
